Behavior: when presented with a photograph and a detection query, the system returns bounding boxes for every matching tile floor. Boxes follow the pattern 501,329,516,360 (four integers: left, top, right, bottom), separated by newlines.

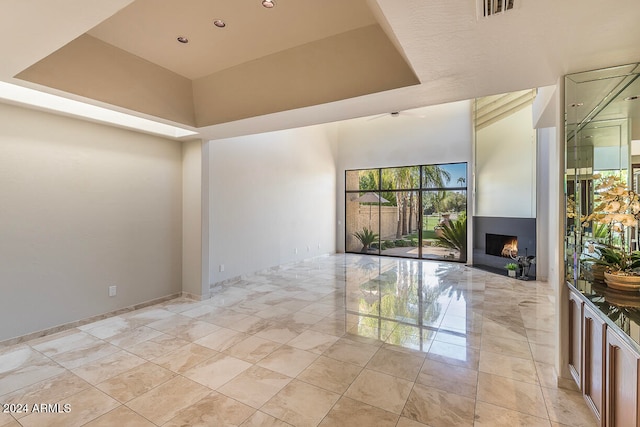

0,254,597,426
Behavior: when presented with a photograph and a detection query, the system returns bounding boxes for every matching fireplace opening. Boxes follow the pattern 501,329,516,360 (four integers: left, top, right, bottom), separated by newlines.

486,233,518,258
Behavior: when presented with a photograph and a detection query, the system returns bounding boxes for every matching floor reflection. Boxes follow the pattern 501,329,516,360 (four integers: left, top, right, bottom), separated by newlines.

1,254,599,427
346,257,479,354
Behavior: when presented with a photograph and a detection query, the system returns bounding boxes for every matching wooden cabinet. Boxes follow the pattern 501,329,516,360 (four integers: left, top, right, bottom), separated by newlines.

605,329,640,427
569,290,584,388
583,304,605,426
567,285,640,426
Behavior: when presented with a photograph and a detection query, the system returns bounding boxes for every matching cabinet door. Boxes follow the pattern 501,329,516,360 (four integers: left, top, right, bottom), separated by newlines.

569,290,583,388
583,304,605,426
606,330,640,427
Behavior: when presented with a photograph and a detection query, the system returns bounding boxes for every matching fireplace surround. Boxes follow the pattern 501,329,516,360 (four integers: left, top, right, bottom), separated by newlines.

473,216,536,277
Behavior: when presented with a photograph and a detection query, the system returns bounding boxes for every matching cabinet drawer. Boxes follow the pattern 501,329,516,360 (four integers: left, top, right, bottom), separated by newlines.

605,330,640,427
569,290,583,388
583,304,605,426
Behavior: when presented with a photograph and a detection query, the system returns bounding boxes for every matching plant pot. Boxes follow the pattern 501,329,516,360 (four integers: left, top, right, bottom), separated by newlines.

592,264,606,283
508,270,516,278
604,287,640,307
604,271,640,291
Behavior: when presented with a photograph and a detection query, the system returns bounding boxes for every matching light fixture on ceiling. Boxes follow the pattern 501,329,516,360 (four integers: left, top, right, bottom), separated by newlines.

176,36,189,44
262,0,276,8
213,19,226,28
367,111,425,121
569,102,584,107
624,95,639,101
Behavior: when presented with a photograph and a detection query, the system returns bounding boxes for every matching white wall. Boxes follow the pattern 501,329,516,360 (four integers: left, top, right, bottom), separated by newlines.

336,101,473,252
533,84,558,282
476,106,537,218
536,127,555,281
208,125,337,284
0,103,183,342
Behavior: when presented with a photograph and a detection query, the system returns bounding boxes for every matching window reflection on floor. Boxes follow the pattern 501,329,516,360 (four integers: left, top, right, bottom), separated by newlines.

346,257,475,357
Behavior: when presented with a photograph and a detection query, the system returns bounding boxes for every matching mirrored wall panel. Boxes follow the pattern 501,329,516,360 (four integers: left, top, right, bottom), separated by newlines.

565,62,640,285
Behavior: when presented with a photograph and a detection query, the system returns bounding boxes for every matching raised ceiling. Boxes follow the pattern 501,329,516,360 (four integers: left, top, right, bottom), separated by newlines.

87,0,379,79
15,0,419,128
2,0,640,140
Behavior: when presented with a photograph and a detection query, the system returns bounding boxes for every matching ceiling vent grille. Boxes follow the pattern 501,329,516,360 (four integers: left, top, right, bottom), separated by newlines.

480,0,515,18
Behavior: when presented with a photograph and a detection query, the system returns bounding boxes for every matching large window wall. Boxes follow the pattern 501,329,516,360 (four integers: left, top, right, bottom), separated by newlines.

345,163,467,262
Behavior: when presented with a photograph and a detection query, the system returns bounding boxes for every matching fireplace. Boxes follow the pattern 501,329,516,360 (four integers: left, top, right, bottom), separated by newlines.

486,233,518,258
473,216,536,278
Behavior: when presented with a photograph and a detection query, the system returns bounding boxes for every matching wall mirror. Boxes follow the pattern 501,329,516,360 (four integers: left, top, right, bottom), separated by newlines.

565,62,640,285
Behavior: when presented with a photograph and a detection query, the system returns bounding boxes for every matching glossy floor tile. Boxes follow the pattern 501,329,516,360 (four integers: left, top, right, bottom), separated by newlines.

0,254,597,426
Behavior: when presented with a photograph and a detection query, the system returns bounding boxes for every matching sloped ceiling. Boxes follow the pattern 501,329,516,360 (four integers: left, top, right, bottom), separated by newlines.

1,0,640,140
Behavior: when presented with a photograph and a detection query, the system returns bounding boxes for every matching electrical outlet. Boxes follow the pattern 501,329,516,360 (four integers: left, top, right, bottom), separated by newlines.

307,246,310,252
294,248,298,254
219,264,225,272
318,243,321,249
108,286,117,297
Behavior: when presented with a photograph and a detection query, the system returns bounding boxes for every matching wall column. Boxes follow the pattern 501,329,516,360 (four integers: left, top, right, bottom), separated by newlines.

182,139,210,299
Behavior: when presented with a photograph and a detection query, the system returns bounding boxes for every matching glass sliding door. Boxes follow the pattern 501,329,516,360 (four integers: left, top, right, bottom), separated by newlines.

346,169,381,254
422,189,467,262
421,163,467,262
345,163,468,262
380,190,420,258
378,167,420,258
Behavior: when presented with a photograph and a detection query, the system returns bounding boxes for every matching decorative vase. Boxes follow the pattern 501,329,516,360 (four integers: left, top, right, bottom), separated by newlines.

508,270,516,278
604,271,640,291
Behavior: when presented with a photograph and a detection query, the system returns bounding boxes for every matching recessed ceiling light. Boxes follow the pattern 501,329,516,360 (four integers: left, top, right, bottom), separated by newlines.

262,0,276,8
213,19,226,28
569,102,583,107
624,95,639,101
177,36,189,44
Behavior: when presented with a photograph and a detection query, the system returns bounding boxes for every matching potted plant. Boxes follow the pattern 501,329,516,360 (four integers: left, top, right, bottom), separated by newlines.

592,245,640,290
579,174,640,290
505,263,519,277
353,227,379,253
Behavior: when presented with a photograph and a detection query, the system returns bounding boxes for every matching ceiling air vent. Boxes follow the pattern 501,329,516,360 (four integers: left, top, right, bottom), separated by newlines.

480,0,515,18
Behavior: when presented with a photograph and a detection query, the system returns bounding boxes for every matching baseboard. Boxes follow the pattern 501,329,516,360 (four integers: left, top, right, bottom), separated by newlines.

0,293,181,347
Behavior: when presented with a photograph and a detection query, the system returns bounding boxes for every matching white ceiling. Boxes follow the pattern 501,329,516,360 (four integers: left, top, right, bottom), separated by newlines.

1,0,639,140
